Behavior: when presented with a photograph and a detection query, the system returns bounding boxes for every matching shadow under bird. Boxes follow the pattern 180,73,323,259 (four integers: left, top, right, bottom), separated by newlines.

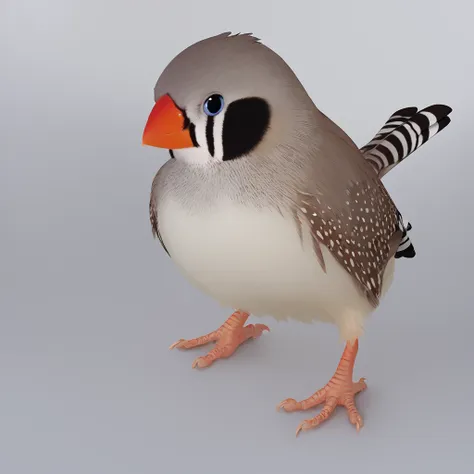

141,32,452,435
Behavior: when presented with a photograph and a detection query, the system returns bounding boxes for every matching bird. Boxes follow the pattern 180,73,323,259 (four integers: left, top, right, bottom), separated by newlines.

141,32,452,435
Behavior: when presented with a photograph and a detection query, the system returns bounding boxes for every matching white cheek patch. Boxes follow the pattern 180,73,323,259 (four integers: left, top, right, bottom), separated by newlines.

174,108,210,165
173,147,212,166
173,108,226,166
212,112,225,161
193,115,207,151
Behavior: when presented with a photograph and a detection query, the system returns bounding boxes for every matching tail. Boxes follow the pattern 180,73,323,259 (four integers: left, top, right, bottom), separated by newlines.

361,103,453,260
395,219,415,259
360,104,452,178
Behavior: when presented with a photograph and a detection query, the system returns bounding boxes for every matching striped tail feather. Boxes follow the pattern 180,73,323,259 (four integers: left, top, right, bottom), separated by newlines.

361,104,452,178
395,221,415,259
360,104,452,260
360,106,418,156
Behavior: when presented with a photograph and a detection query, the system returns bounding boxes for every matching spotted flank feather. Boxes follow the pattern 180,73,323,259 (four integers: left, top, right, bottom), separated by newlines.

299,179,403,307
361,104,452,178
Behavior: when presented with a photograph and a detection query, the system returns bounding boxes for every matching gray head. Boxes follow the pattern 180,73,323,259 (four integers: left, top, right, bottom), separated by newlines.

142,32,315,166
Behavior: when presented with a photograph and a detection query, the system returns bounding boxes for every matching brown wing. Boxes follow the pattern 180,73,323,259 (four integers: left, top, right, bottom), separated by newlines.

297,129,403,306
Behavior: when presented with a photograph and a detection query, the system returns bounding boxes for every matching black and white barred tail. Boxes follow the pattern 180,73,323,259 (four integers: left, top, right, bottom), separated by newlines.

395,216,415,259
360,104,452,260
360,104,452,178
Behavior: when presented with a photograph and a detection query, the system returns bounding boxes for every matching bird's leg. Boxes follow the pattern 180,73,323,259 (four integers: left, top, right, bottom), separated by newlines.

278,339,367,435
169,310,269,369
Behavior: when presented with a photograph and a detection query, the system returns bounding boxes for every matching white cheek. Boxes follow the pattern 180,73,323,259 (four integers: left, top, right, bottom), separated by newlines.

212,113,225,161
173,114,212,166
173,147,212,166
173,110,225,165
193,115,208,151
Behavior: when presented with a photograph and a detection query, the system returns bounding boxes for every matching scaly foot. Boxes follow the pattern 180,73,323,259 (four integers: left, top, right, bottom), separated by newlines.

169,310,269,369
277,339,367,435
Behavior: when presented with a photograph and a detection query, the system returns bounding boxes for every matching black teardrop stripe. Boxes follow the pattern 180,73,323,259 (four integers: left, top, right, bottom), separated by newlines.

182,113,190,130
222,97,270,161
169,150,175,159
206,116,215,157
180,107,199,148
189,123,199,147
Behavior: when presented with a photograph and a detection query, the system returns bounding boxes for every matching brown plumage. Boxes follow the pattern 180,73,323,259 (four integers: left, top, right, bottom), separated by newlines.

299,179,401,306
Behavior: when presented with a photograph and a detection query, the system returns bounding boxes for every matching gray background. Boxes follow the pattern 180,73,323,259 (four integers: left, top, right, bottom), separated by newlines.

3,0,474,473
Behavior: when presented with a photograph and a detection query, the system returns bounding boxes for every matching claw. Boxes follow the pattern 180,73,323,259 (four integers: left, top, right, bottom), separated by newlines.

295,420,311,437
169,339,185,350
350,412,364,432
277,398,298,412
192,356,208,369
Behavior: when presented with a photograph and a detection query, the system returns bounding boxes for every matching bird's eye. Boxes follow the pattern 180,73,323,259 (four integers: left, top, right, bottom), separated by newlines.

203,94,224,116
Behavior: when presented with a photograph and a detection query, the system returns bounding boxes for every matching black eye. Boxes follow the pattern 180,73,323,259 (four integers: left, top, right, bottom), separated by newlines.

203,94,224,116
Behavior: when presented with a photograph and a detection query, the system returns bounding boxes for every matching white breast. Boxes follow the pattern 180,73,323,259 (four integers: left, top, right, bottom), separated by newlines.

158,197,395,341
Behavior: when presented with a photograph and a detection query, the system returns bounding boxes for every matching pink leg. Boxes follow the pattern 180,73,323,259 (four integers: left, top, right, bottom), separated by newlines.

170,310,269,369
278,339,367,435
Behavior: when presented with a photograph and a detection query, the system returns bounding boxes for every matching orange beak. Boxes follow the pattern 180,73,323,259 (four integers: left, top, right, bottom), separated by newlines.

142,94,194,149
